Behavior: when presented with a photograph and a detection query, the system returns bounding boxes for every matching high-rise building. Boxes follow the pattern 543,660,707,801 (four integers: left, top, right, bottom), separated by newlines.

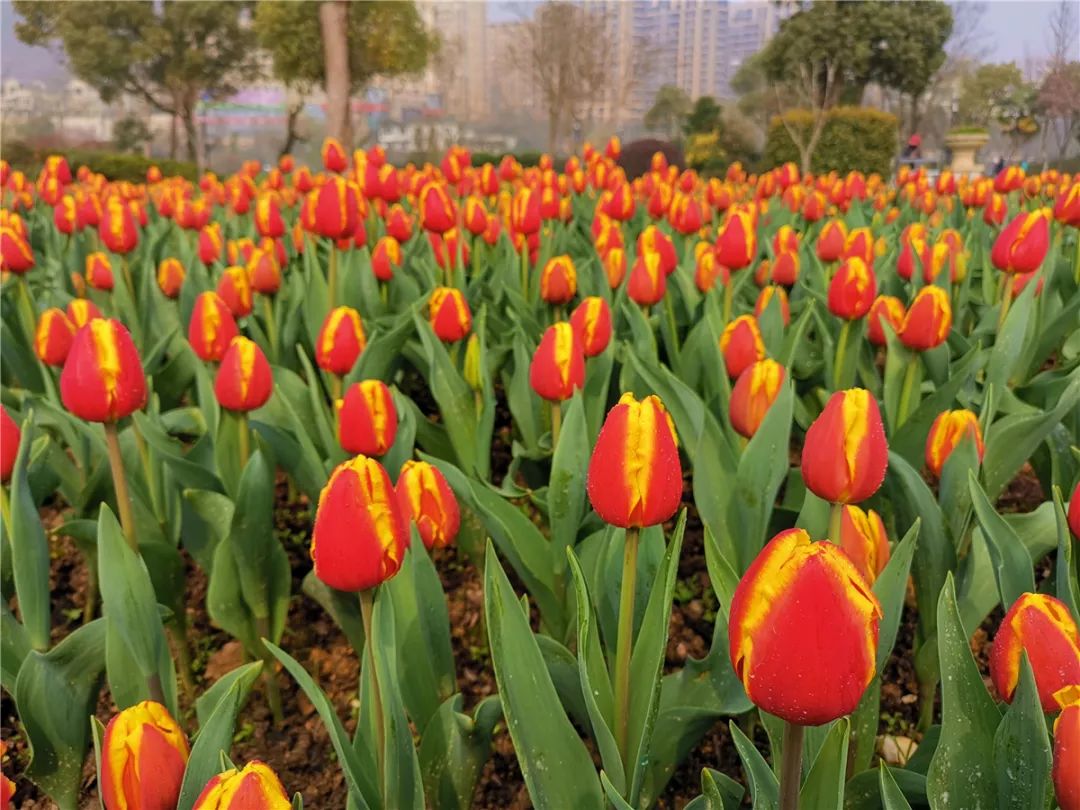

412,1,490,122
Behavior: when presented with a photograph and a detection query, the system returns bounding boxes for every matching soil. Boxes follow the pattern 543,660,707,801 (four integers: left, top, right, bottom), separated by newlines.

1,462,1050,808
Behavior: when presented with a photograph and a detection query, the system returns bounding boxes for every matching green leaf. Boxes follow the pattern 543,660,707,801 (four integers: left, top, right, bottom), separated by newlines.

968,472,1035,609
799,717,849,810
986,279,1035,393
925,574,1001,810
9,414,51,651
600,771,637,810
417,694,501,810
177,662,263,810
729,721,778,810
700,768,745,810
879,762,914,810
937,432,980,545
992,654,1052,810
0,603,31,693
483,542,604,810
14,620,106,810
301,571,366,652
548,393,589,579
1053,486,1080,620
873,520,919,672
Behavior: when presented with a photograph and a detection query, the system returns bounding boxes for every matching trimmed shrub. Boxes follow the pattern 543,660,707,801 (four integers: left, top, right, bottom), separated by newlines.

2,141,197,182
616,139,685,179
765,107,898,176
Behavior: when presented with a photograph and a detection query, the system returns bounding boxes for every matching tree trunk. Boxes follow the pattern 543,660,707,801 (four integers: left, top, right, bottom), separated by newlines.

320,1,352,148
169,114,178,160
547,109,562,154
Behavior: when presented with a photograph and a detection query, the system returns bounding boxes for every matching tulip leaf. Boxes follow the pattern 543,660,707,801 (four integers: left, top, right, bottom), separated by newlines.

800,716,849,810
693,412,739,562
879,762,915,810
548,392,589,583
992,653,1052,810
505,337,544,453
301,571,366,652
266,641,378,809
729,720,779,810
968,472,1034,609
132,410,223,492
1053,486,1080,621
177,661,263,810
925,574,1001,810
483,541,604,810
937,431,981,546
350,305,417,383
873,519,920,672
293,343,339,460
0,603,31,694
8,414,51,652
699,768,745,809
986,278,1035,394
600,771,637,810
14,619,106,810
97,505,178,717
385,536,457,735
417,693,501,810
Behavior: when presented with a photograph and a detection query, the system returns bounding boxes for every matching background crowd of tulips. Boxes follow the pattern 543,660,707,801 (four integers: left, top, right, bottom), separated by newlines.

1,136,1080,809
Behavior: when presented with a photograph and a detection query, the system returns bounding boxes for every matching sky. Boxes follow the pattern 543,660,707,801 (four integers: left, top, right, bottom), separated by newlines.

0,0,1073,87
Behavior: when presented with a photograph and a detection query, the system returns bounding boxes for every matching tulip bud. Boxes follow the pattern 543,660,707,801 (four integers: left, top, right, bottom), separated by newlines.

1053,685,1080,810
637,225,677,275
311,455,409,591
316,306,366,375
247,247,281,296
420,182,458,234
214,337,272,413
99,196,138,254
899,285,951,351
198,223,224,266
539,255,577,305
627,250,667,306
716,209,756,269
529,322,585,402
989,593,1080,712
321,137,348,173
772,250,800,286
836,505,890,585
729,528,882,724
510,187,541,235
1069,480,1080,540
85,251,114,291
66,298,102,329
867,295,905,346
719,315,766,379
730,359,785,439
254,194,285,239
311,176,360,239
157,258,185,299
925,409,984,477
1,406,19,484
755,285,790,325
586,393,682,528
337,380,398,456
603,247,627,289
801,388,888,504
217,265,253,319
35,307,77,367
695,249,729,293
192,760,290,810
1,224,34,273
189,291,240,363
60,320,147,423
1053,183,1080,227
396,460,460,550
371,236,402,282
991,210,1051,274
816,220,848,262
828,257,876,320
429,287,472,342
569,296,612,357
101,701,189,810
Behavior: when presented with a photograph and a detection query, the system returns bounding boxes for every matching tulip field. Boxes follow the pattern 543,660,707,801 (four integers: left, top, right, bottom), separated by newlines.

2,140,1080,809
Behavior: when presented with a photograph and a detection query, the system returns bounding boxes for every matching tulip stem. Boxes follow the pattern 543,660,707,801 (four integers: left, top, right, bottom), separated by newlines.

997,274,1015,331
664,291,681,362
360,588,386,794
104,421,139,554
550,401,561,451
121,255,136,300
238,413,251,471
327,243,338,310
17,277,37,349
330,374,342,402
520,246,529,299
0,486,11,547
828,501,844,546
613,525,640,769
779,721,804,810
833,320,852,390
722,281,733,324
262,295,278,361
254,616,284,725
896,356,921,428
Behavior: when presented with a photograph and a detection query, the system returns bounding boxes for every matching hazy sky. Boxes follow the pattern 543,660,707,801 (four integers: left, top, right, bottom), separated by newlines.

1,1,1074,86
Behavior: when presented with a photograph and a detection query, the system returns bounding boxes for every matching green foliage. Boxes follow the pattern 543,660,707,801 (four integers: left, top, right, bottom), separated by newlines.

957,62,1030,128
765,106,898,175
111,116,153,154
644,85,692,140
253,0,436,91
684,96,723,137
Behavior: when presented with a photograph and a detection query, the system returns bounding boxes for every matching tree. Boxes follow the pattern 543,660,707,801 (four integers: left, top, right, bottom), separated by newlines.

957,63,1027,127
644,85,691,141
508,1,613,152
320,1,352,147
684,96,723,137
1039,62,1080,159
112,116,152,154
253,0,436,150
14,1,260,169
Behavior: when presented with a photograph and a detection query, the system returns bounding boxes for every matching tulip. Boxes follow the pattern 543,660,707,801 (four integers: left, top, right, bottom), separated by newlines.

730,359,785,439
627,250,667,307
586,393,681,529
101,701,189,810
772,250,800,286
1,406,19,484
989,593,1080,712
755,285,790,325
540,255,577,306
569,296,612,357
420,182,458,234
719,315,766,379
67,298,103,329
801,388,888,504
311,455,409,592
337,380,398,456
157,258,185,299
1054,685,1080,810
214,337,272,413
60,319,146,424
99,196,138,254
316,306,366,376
396,460,460,550
247,247,281,297
192,761,290,810
816,219,848,263
694,249,728,293
429,287,472,342
836,505,890,585
386,204,414,243
510,187,541,235
925,409,984,477
1053,182,1080,227
321,136,348,173
371,236,402,282
867,295,906,347
529,322,585,403
899,286,951,351
216,265,254,319
34,307,76,367
188,291,240,363
991,209,1050,274
198,223,224,266
637,225,678,275
715,208,756,270
311,176,360,240
828,257,876,321
729,528,881,725
842,227,876,265
603,247,628,288
254,194,285,239
1,224,34,273
1070,480,1080,540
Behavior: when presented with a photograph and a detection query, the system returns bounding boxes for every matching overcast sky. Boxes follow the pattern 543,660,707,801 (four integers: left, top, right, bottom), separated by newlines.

1,1,1075,87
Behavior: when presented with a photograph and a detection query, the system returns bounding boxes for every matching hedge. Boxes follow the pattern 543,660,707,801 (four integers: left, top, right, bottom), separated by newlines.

765,106,898,176
3,141,197,182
